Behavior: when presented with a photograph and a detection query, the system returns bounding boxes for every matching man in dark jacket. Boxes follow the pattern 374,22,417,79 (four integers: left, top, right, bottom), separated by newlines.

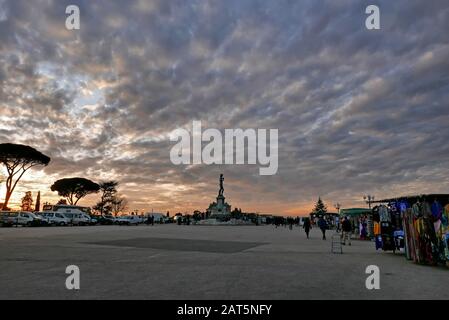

317,217,328,240
303,218,311,239
341,217,352,245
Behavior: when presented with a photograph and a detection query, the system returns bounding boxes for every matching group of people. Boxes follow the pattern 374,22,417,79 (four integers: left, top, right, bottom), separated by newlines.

302,216,353,245
302,216,329,240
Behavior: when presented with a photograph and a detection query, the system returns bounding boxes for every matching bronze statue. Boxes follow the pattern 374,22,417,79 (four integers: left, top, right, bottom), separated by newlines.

219,174,224,196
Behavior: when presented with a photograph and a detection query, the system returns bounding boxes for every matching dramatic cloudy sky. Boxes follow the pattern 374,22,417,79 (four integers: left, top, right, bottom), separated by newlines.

0,0,448,215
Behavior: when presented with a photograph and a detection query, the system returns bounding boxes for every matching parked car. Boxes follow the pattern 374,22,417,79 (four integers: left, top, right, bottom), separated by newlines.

64,212,91,226
36,213,52,226
13,211,48,226
0,211,17,227
116,215,142,225
40,212,71,226
115,216,129,225
94,215,115,225
72,213,97,225
85,214,98,225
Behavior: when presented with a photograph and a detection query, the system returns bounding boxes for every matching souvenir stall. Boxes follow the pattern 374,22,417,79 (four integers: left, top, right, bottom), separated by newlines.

371,203,403,253
339,208,373,240
373,194,449,267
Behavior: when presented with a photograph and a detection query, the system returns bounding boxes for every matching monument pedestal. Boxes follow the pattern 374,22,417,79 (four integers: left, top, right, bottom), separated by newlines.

208,194,231,220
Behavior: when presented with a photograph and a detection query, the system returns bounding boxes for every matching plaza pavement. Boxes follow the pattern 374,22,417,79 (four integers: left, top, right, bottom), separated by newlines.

0,224,448,300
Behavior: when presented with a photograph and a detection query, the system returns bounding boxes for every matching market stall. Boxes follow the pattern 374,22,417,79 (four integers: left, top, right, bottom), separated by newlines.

339,208,373,240
372,194,449,267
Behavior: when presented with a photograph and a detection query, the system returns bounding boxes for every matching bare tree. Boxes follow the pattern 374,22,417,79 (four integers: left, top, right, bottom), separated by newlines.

111,196,128,216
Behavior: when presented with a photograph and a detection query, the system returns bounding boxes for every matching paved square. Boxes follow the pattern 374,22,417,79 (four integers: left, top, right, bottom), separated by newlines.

0,225,448,300
87,237,265,253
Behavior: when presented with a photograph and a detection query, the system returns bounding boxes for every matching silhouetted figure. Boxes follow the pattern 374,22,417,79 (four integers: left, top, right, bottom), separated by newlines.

341,217,352,245
288,217,293,230
318,217,327,240
151,216,154,226
303,218,311,239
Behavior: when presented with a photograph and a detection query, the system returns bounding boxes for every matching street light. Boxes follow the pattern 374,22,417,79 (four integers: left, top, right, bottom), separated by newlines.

334,203,341,214
363,195,375,209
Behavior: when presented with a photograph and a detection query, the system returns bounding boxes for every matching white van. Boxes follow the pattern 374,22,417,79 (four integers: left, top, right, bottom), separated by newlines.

116,215,142,225
15,212,48,226
41,212,71,226
51,205,93,225
64,212,90,226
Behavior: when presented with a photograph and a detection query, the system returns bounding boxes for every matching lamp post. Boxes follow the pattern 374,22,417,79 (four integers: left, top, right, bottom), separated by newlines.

334,203,341,214
333,203,341,230
363,195,375,209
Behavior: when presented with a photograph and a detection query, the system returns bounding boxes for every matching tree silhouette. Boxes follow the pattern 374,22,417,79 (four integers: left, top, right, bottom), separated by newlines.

0,143,50,210
110,196,128,216
21,191,34,211
35,191,41,212
94,181,119,215
311,197,328,218
51,178,100,205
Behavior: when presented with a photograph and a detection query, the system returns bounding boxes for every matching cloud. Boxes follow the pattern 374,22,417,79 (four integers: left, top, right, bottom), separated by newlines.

0,0,448,213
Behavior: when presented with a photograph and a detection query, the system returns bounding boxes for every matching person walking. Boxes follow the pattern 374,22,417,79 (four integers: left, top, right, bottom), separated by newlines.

288,217,293,230
318,216,328,240
341,217,352,245
303,217,311,239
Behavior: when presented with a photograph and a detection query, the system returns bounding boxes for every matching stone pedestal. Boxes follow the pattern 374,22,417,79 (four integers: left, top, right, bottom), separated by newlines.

208,195,231,220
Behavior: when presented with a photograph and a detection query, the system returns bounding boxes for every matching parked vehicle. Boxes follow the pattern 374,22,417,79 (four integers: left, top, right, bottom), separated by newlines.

130,216,144,225
115,216,128,225
116,215,142,225
44,204,92,215
40,212,71,226
64,212,91,226
42,204,96,226
74,213,97,225
94,215,115,225
85,214,98,225
35,213,51,225
14,212,48,226
0,211,17,227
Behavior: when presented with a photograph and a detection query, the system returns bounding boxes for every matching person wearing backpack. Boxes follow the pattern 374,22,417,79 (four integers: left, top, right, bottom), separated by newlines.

318,216,328,240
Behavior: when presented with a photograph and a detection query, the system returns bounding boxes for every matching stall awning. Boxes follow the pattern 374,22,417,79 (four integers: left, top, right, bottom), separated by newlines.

340,208,372,217
372,194,449,204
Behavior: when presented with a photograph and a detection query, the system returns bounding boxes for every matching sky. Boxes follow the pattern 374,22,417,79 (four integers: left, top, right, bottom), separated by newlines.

0,0,449,215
